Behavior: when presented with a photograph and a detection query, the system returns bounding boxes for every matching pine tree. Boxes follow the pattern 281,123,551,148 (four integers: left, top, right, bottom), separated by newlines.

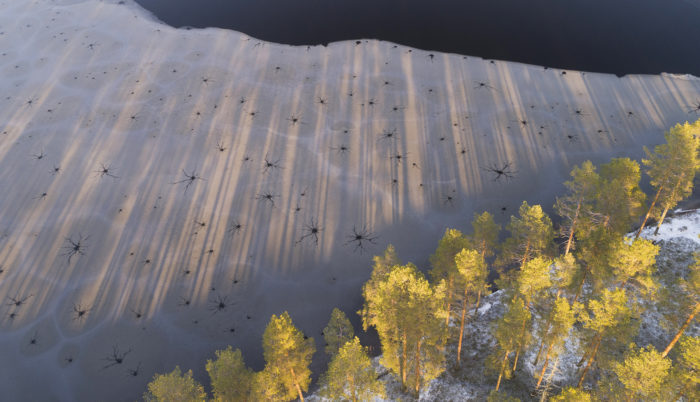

488,297,531,391
360,245,400,332
637,119,700,237
261,311,315,402
454,248,489,365
554,161,600,255
143,366,206,402
205,346,253,402
610,344,671,401
468,211,500,315
323,308,354,357
577,288,635,387
500,201,554,277
573,226,619,301
249,367,287,401
549,387,591,402
364,263,447,393
532,254,581,367
661,252,699,357
534,297,578,388
593,158,646,235
320,337,385,401
429,228,470,327
608,237,659,298
673,336,700,400
510,256,553,372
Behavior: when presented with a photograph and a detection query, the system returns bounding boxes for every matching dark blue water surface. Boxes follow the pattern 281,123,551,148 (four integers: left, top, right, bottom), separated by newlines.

133,0,700,77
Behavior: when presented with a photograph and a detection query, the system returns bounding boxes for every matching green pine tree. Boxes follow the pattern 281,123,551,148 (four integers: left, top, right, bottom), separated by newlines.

323,308,354,357
205,346,253,402
429,228,470,327
661,252,700,357
143,366,206,402
468,211,500,314
454,248,489,365
364,263,447,394
672,336,700,400
549,387,591,402
637,119,700,237
320,337,385,401
360,245,400,332
261,311,315,402
610,344,671,401
499,201,554,277
577,288,636,387
534,297,578,388
487,297,531,391
593,158,646,234
554,160,600,255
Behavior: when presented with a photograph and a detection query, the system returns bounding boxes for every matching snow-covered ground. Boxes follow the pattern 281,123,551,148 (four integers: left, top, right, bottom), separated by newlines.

0,0,699,400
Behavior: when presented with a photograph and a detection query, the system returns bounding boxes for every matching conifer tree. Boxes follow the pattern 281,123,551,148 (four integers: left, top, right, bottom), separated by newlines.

261,311,315,402
609,237,659,298
673,336,700,400
360,245,400,331
577,288,635,387
323,308,354,357
534,297,578,388
661,252,699,357
320,337,385,401
511,256,552,372
488,297,530,391
554,160,600,255
593,158,646,234
500,201,554,276
249,367,287,401
637,119,700,237
609,344,671,401
549,387,591,402
205,346,253,402
454,248,489,365
364,263,447,393
573,226,619,301
143,366,206,402
532,254,581,366
429,228,470,327
468,211,500,314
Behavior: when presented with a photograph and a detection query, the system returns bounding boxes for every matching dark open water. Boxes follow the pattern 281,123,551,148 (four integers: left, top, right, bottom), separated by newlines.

134,0,700,76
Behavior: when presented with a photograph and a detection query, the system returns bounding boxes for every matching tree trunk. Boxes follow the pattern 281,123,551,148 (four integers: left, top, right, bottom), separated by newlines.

539,356,561,402
414,339,422,394
533,339,546,367
457,287,468,365
577,334,602,388
654,205,670,236
661,302,700,358
520,241,531,270
445,277,453,326
564,199,581,255
495,350,510,392
512,314,528,372
401,330,407,386
536,343,554,388
473,288,482,317
572,268,588,304
654,174,684,236
635,186,662,239
289,367,305,402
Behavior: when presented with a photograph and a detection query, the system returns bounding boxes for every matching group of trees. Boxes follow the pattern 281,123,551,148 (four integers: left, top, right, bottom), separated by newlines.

144,120,699,401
